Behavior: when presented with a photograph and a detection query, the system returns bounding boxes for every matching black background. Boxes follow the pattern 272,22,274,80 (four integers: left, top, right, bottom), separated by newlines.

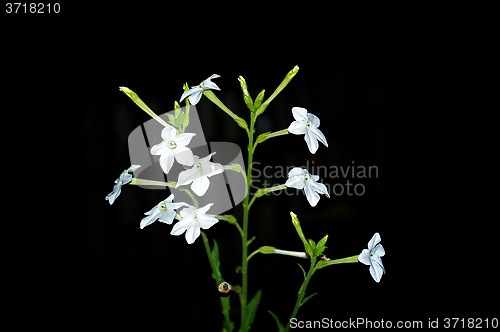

3,4,496,331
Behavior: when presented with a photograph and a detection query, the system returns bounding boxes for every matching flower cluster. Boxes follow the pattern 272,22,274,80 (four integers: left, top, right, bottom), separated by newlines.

105,76,226,244
106,68,386,332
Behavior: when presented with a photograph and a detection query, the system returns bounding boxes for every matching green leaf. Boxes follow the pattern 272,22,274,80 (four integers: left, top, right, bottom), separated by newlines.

317,234,328,248
308,239,317,252
245,290,262,329
267,311,285,332
253,89,265,109
211,239,223,283
301,292,318,306
297,263,307,280
247,236,256,246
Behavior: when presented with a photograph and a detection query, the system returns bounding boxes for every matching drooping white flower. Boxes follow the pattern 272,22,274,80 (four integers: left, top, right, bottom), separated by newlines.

358,232,385,283
105,165,141,205
180,74,221,105
285,167,329,207
176,152,224,196
150,124,196,174
288,107,328,154
170,203,218,244
140,194,188,229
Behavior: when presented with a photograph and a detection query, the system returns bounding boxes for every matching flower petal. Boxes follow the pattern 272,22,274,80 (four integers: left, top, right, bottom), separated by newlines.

291,107,308,121
169,202,188,210
358,249,371,265
197,203,214,215
175,132,196,148
304,132,319,154
105,187,121,205
288,120,307,135
174,146,195,166
304,186,321,207
185,223,201,244
180,88,198,103
370,261,384,282
189,91,204,105
285,176,305,189
307,112,321,128
170,218,190,236
203,80,220,91
373,243,385,257
161,125,177,141
176,167,199,187
158,209,177,225
309,126,328,148
140,210,159,229
159,153,175,174
150,140,169,156
197,214,219,229
165,194,175,203
288,167,306,178
308,180,330,198
368,233,381,250
191,176,210,196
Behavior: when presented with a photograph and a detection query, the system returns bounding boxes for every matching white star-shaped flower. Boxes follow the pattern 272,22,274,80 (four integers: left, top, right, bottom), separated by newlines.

358,232,385,283
105,165,141,205
288,107,328,154
150,124,196,174
285,167,329,207
176,152,224,196
170,203,218,244
140,194,188,229
180,74,221,105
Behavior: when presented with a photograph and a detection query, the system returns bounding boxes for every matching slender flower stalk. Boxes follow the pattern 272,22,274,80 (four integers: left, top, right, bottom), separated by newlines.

119,87,169,127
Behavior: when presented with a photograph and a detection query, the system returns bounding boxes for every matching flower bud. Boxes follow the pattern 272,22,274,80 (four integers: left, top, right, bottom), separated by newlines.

253,89,265,109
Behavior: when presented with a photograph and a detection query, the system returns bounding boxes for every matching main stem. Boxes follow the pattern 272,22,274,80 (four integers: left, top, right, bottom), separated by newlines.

284,258,317,332
240,112,256,331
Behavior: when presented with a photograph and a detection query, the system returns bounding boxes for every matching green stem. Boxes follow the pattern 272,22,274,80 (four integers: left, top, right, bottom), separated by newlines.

240,112,257,332
284,257,317,332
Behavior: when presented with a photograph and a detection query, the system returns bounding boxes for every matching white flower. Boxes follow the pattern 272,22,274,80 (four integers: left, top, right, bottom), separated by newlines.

288,107,328,154
170,203,218,244
105,165,141,205
150,124,196,174
180,74,221,105
140,194,188,229
285,167,329,207
358,232,385,283
176,152,224,196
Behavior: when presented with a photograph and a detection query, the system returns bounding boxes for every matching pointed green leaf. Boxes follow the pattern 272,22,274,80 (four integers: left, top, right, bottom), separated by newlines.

297,263,307,280
301,292,318,306
317,234,328,248
245,290,262,329
211,239,223,283
308,239,317,252
253,89,265,109
267,311,285,332
247,236,256,246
